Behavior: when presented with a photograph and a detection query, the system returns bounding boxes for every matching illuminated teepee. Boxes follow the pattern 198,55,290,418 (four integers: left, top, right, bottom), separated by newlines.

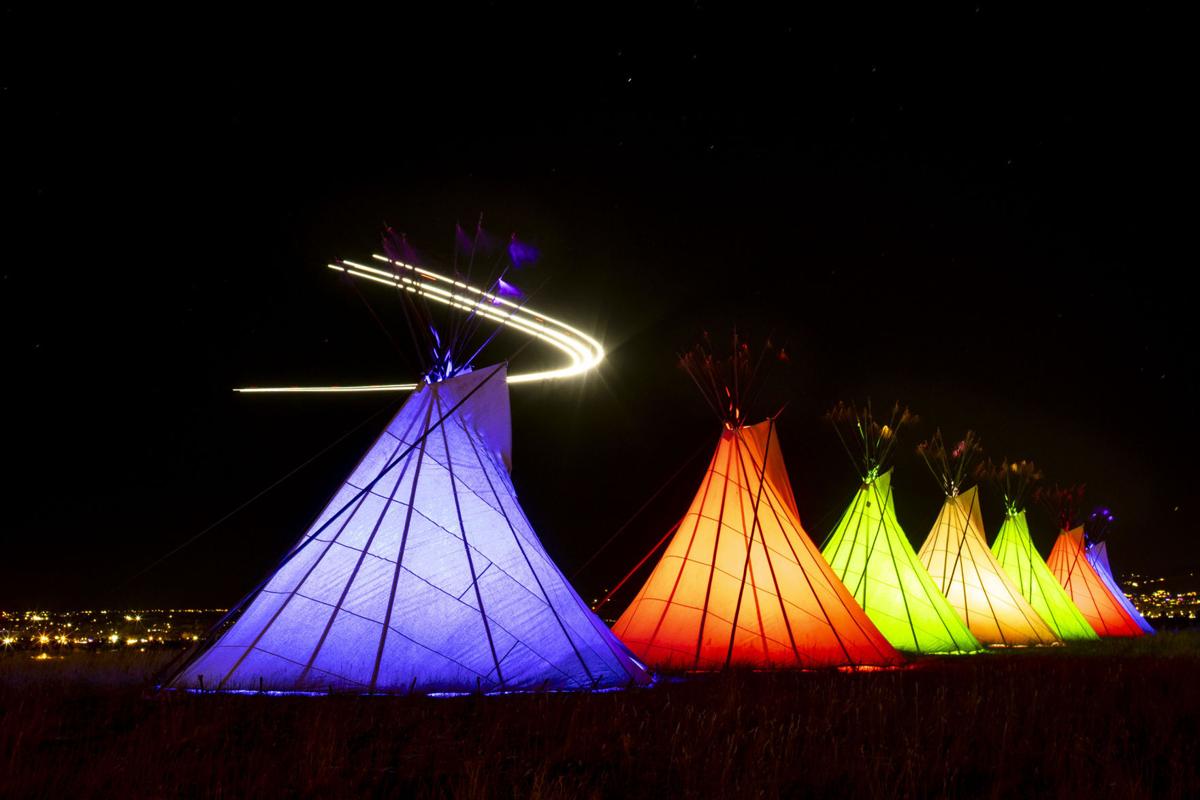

1084,508,1154,634
982,460,1097,641
609,339,902,670
821,403,982,654
163,224,653,694
915,433,1058,646
1042,486,1146,638
170,365,651,693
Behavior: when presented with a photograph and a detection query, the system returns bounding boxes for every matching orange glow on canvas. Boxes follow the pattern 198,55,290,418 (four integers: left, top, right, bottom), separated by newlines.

1047,527,1145,638
612,421,902,670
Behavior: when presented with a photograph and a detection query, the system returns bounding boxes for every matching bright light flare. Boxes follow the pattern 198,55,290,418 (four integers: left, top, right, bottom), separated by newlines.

234,255,605,393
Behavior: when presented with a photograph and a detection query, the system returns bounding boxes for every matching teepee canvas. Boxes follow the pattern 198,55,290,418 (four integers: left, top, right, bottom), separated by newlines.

821,404,981,654
1047,527,1145,638
611,419,902,670
608,338,901,670
1088,542,1154,634
983,461,1096,641
1084,508,1154,634
171,364,651,693
992,511,1097,641
918,488,1059,645
915,433,1058,646
1041,487,1145,638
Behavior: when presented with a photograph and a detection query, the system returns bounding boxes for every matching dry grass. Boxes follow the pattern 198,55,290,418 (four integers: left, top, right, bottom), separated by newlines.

2,633,1199,799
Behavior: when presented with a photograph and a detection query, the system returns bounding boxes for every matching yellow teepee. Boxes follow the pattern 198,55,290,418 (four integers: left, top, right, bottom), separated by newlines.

916,431,1058,646
918,486,1059,645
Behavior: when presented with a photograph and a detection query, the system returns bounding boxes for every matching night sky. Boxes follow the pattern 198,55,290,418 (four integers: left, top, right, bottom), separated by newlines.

4,6,1193,610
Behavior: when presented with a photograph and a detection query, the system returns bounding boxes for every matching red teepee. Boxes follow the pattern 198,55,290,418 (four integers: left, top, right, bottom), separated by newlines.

1046,527,1144,638
612,419,902,669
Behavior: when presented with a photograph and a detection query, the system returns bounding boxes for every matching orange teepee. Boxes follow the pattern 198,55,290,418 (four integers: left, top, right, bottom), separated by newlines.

612,419,903,669
1046,526,1144,638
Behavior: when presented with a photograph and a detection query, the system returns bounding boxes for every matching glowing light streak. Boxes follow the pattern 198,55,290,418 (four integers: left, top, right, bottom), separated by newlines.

235,383,420,394
234,255,605,393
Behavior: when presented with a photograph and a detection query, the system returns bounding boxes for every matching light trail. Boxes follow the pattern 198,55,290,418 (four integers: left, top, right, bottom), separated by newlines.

234,255,605,393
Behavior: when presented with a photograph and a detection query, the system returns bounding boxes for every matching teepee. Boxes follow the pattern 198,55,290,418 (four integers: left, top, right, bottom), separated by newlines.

1084,508,1154,634
915,433,1058,646
1042,487,1145,638
609,339,902,670
821,403,982,654
982,460,1097,641
170,364,651,692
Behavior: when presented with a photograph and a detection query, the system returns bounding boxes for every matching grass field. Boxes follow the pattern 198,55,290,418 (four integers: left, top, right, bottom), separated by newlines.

2,632,1199,798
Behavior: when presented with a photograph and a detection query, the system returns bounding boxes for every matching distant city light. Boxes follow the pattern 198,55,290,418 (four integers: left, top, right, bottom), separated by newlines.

1,590,1185,658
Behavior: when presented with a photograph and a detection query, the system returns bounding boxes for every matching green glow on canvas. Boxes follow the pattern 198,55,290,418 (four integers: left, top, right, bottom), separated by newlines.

991,510,1098,641
822,470,982,654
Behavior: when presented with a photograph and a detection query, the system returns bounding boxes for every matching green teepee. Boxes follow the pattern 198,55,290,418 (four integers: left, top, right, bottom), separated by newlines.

821,403,982,654
981,460,1097,641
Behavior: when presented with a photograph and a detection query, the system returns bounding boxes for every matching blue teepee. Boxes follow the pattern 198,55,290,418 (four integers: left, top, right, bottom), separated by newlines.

172,364,650,693
1087,541,1154,635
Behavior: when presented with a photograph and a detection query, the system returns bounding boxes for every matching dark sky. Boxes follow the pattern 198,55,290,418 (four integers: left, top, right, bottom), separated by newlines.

4,6,1193,610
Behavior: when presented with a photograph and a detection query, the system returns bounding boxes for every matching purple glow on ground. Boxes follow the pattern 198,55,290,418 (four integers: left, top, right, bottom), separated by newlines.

170,681,651,699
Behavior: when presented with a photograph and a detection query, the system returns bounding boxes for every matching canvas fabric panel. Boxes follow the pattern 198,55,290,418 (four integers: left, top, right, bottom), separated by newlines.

1086,541,1154,634
613,421,902,670
917,488,1058,646
822,470,982,654
173,365,649,692
1046,527,1145,638
991,511,1097,641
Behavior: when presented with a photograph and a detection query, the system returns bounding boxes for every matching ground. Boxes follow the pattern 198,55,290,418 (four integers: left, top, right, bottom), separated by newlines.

2,633,1199,798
